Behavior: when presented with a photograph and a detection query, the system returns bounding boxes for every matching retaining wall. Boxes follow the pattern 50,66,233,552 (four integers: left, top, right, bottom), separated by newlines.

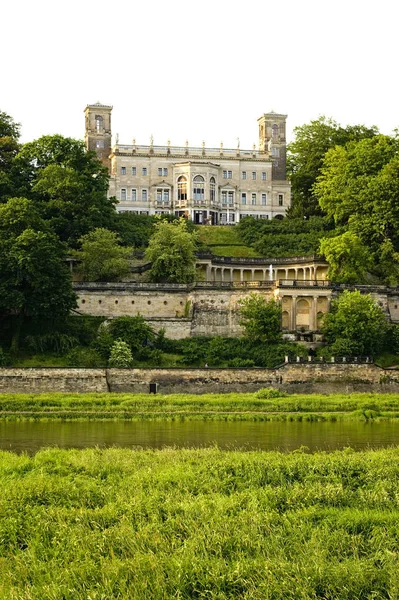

1,363,399,394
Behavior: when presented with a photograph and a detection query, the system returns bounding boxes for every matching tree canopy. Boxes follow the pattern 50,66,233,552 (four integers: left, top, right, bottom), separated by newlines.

75,228,132,282
0,111,21,202
0,197,77,351
321,290,388,356
287,116,378,218
145,218,198,283
238,293,282,344
319,231,370,284
12,135,116,247
315,135,399,283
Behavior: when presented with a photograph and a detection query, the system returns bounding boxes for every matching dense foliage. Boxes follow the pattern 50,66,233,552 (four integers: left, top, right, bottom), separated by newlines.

287,116,378,218
2,446,399,599
0,198,77,351
237,216,333,258
239,293,282,344
145,218,198,283
75,228,133,282
321,290,389,357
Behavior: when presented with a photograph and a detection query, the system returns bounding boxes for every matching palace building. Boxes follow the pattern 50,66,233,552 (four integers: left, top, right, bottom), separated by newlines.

84,103,291,224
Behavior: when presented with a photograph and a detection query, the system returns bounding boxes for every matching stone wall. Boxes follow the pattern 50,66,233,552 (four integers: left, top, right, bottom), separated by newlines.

1,363,399,394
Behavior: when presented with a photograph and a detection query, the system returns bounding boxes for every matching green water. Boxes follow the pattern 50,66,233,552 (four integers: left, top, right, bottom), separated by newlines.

1,420,399,453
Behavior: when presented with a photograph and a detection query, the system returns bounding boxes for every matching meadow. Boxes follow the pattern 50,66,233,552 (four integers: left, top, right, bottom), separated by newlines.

1,446,399,599
1,391,399,422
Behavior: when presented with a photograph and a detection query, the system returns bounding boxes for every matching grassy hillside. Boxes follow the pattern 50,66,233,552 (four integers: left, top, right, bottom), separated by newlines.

196,225,262,257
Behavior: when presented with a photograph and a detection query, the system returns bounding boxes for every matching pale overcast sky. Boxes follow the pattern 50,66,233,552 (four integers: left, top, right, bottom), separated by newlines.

2,0,398,149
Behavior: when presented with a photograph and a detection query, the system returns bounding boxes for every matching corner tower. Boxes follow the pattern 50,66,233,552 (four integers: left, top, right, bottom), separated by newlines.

257,112,287,180
84,103,113,170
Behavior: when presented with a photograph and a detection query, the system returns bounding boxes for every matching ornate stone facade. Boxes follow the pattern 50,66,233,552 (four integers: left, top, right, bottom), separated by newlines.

84,103,291,224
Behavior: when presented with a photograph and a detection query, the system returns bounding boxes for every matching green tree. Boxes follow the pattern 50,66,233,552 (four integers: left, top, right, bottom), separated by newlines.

76,228,132,282
0,110,21,201
321,290,388,356
13,135,116,247
239,293,282,344
145,218,198,283
108,316,156,358
0,197,77,351
287,116,378,218
319,231,371,284
314,135,399,282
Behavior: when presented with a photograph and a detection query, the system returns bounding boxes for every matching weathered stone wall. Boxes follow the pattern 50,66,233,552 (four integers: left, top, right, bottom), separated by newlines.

1,363,399,394
0,369,108,393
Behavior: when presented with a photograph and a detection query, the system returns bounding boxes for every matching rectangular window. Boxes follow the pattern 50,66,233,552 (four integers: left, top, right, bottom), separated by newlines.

222,191,227,204
222,170,227,178
260,214,269,220
142,167,147,176
252,171,256,180
132,167,136,176
163,168,168,176
96,140,104,149
261,193,267,205
227,170,232,179
262,171,267,181
251,193,256,205
157,189,162,202
242,171,247,179
142,189,148,201
228,191,234,205
121,167,126,175
131,189,137,201
241,192,247,205
158,168,162,176
278,194,284,206
163,189,169,202
120,188,127,201
272,148,280,157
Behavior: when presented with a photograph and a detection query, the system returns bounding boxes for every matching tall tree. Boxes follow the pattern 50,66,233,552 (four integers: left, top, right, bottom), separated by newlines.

13,135,116,247
319,231,371,284
0,110,21,201
75,228,132,282
238,293,282,344
0,197,77,351
145,218,198,283
315,135,399,283
287,117,378,218
322,290,388,357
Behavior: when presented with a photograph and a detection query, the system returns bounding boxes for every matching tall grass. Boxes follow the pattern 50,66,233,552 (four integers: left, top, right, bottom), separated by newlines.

1,446,399,598
1,392,399,421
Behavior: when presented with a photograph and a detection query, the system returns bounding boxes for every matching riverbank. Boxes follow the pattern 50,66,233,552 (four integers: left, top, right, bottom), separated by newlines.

2,391,399,421
1,446,399,599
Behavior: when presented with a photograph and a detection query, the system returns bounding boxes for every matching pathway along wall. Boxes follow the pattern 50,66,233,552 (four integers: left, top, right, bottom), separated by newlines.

1,363,399,394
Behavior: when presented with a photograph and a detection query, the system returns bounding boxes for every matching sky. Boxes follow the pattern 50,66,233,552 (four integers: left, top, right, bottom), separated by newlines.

2,0,399,150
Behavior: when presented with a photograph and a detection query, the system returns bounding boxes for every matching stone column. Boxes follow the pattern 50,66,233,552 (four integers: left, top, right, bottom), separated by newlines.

291,296,297,330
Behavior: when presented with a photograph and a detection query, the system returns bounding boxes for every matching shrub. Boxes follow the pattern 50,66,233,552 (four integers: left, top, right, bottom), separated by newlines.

0,347,11,366
64,347,105,367
255,387,287,399
228,358,255,368
108,340,134,368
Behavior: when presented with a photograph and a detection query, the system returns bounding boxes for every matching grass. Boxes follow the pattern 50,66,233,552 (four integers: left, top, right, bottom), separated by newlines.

196,225,262,257
2,391,399,421
1,446,399,598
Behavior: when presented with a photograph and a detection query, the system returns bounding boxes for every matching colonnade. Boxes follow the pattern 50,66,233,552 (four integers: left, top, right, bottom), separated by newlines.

209,265,325,283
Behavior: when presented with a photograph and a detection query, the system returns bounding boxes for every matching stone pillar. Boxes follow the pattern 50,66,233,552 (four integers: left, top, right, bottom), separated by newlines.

240,270,243,282
291,296,297,330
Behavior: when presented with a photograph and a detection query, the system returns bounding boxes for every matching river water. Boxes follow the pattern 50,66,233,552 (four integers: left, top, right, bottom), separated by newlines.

1,420,399,453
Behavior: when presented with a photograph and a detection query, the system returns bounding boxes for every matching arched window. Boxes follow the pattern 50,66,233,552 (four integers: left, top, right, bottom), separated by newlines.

272,124,278,139
95,115,104,133
177,176,187,201
193,175,204,201
210,177,216,203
